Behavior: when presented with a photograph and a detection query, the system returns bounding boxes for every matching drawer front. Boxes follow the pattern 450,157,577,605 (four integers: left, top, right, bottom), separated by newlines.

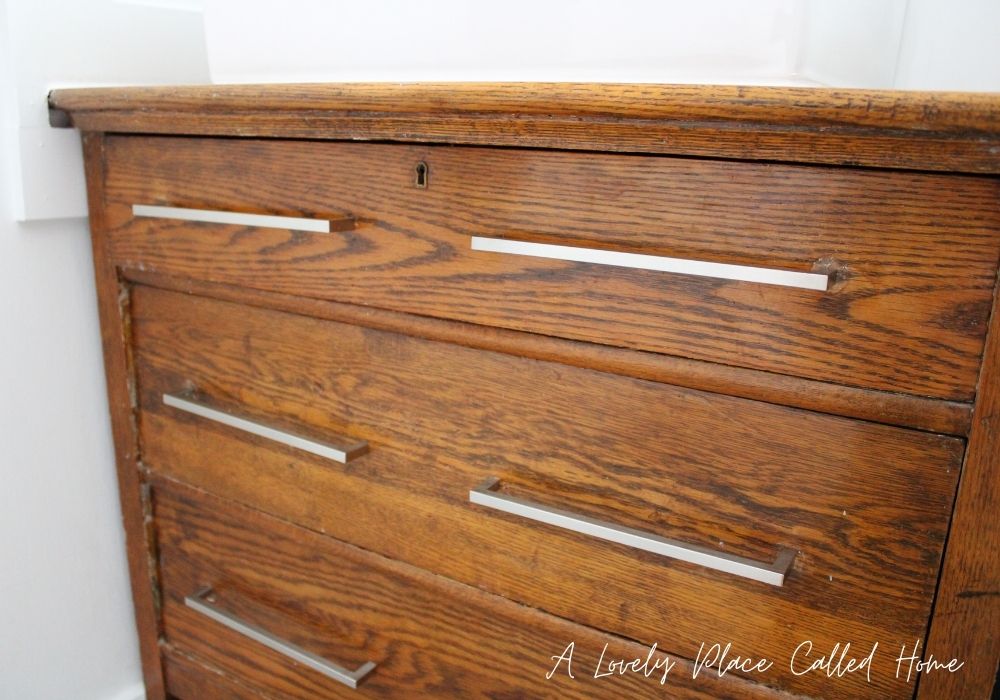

104,136,1000,400
162,648,266,700
134,285,962,699
155,481,782,700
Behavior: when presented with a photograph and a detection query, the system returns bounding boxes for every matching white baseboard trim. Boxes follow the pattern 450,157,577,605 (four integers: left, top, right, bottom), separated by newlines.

104,682,146,700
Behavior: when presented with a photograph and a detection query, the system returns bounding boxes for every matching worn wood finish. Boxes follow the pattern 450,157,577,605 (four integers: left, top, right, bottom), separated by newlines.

155,478,798,700
162,647,271,700
82,134,166,699
124,268,974,436
49,83,1000,173
133,285,962,699
103,136,1000,401
64,84,1000,699
919,270,1000,700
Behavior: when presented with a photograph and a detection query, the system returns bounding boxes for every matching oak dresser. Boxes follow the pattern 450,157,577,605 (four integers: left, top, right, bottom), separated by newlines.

49,83,1000,699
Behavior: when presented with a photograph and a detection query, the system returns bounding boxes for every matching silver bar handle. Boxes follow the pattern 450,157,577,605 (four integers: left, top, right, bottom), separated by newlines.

163,392,368,464
471,236,830,291
133,204,354,233
185,587,376,689
469,477,796,586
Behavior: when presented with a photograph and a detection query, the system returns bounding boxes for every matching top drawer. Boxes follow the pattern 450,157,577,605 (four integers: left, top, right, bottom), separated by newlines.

101,136,1000,400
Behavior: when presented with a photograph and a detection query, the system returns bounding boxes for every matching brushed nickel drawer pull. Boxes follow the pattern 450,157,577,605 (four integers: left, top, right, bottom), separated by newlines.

469,477,796,586
163,393,368,463
132,204,347,233
185,587,376,689
470,237,830,291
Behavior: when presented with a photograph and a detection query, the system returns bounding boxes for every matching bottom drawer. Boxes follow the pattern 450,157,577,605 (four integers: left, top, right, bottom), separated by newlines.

154,478,788,699
163,646,266,700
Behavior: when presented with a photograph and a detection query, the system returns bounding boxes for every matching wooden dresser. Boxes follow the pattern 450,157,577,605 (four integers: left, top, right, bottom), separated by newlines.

49,83,999,699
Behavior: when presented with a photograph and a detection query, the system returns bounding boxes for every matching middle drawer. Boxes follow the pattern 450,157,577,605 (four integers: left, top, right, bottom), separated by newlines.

133,284,961,698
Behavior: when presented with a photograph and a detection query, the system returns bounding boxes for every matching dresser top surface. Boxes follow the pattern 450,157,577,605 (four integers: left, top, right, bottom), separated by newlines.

49,82,1000,173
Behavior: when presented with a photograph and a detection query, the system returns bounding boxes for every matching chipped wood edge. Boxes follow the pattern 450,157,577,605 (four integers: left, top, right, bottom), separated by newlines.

83,132,167,698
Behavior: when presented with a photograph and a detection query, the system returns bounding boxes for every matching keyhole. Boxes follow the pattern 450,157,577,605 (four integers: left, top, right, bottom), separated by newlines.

414,161,428,188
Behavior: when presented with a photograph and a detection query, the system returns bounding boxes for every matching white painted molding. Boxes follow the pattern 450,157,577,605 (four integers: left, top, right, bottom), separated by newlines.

3,0,209,222
104,682,146,700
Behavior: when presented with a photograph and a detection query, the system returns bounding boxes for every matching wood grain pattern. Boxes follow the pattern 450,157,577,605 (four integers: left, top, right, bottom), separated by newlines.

65,84,1000,700
162,646,272,700
154,478,799,700
133,285,962,698
103,136,1000,401
82,134,166,698
919,268,1000,699
48,83,1000,173
124,268,974,436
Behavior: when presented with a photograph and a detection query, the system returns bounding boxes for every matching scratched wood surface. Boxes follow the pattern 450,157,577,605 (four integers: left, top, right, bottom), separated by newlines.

65,84,1000,699
134,284,962,698
48,83,1000,173
155,479,797,700
82,134,167,699
918,269,1000,700
162,647,271,700
102,136,1000,401
124,269,974,437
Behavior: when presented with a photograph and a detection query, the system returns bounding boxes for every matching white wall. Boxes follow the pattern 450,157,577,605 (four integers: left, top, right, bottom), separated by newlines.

0,2,997,699
0,159,143,700
0,2,207,699
894,0,1000,90
205,0,813,85
203,0,1000,89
